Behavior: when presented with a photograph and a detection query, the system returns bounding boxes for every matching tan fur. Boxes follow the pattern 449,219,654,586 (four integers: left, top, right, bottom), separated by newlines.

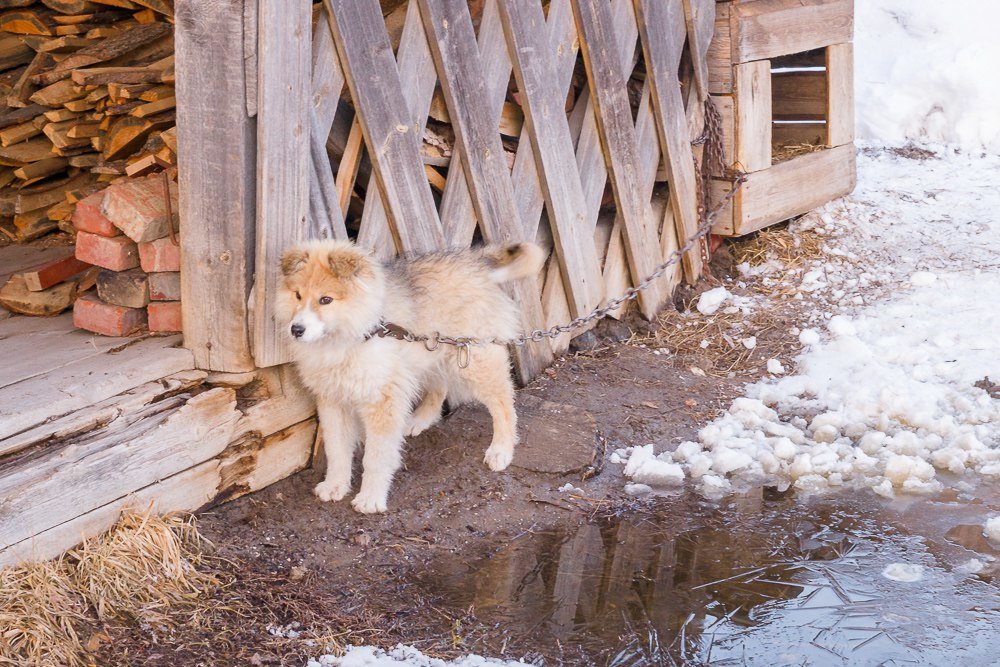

276,239,545,514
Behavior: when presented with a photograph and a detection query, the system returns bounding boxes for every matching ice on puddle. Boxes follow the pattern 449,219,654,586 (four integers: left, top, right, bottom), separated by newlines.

882,563,924,583
696,287,730,315
624,483,653,496
767,359,786,375
958,558,986,575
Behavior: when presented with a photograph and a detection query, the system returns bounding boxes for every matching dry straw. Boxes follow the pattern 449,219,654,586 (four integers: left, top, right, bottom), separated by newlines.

0,508,218,666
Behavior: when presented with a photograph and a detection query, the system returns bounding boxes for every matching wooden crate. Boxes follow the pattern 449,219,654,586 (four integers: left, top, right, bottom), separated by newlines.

708,0,856,236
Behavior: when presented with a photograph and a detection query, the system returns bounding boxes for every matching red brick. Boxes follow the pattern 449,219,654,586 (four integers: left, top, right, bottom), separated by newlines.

101,175,178,242
138,236,180,272
71,191,119,237
75,231,140,271
148,271,181,301
148,300,181,333
73,293,146,336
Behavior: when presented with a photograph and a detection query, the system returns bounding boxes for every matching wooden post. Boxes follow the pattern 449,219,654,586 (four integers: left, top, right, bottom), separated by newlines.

825,43,854,147
252,0,312,368
176,0,257,373
734,60,772,172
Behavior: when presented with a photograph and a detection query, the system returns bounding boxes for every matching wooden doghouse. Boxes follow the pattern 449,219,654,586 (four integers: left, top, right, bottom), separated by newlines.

708,0,856,236
0,0,726,566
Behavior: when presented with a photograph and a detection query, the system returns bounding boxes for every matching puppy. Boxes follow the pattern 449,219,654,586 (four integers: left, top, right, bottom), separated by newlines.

276,240,545,513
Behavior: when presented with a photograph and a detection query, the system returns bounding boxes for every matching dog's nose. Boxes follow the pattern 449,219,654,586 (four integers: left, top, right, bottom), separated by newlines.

290,324,305,338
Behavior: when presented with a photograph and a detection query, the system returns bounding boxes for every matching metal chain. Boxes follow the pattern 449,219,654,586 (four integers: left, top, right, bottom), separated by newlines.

393,98,747,360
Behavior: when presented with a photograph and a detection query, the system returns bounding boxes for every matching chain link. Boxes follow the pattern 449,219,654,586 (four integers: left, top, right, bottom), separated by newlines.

391,98,747,358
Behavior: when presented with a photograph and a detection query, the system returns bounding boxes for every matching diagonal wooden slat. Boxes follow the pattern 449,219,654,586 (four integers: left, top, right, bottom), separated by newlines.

351,0,441,258
417,0,552,383
634,0,704,282
253,0,311,368
572,0,668,319
684,0,716,103
325,0,444,254
499,0,604,319
309,4,348,240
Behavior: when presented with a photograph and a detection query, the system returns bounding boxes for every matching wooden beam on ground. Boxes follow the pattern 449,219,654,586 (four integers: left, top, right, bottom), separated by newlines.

175,0,257,373
418,0,553,383
253,0,311,368
326,0,444,256
634,0,704,282
499,0,603,318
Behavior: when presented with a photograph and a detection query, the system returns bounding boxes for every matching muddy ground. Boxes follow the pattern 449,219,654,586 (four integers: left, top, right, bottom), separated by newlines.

95,252,1000,666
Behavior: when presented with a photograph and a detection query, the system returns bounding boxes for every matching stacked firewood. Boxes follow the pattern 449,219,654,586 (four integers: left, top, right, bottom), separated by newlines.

0,0,175,245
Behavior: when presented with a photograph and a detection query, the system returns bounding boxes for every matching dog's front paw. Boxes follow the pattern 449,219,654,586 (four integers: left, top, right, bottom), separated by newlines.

484,445,513,472
314,479,350,502
351,492,388,514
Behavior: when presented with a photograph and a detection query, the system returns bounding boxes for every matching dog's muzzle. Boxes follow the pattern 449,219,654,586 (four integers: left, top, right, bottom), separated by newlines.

290,324,305,339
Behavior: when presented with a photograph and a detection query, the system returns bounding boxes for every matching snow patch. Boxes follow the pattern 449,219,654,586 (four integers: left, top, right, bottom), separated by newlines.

308,645,529,667
985,516,1000,544
882,563,924,583
696,287,730,315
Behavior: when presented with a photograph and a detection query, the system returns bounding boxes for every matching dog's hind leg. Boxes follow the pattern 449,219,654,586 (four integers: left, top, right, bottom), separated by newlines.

314,399,359,502
405,380,447,437
353,384,409,514
463,346,518,471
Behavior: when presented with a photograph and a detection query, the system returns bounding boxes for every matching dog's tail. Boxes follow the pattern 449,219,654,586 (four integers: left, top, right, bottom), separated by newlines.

485,242,546,283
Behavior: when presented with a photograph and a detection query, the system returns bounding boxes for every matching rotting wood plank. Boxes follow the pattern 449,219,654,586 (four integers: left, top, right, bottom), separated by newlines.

734,60,772,171
0,334,193,441
417,0,552,383
731,0,853,64
0,370,207,460
253,0,311,368
825,42,853,148
634,0,703,282
348,0,441,259
572,0,667,319
175,0,256,373
499,0,603,318
326,0,444,256
0,388,240,550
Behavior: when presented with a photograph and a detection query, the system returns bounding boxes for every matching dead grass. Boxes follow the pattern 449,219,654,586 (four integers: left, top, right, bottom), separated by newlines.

772,141,825,164
0,508,221,667
731,222,827,271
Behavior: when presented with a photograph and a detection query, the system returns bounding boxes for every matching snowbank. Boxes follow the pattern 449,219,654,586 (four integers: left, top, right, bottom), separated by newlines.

856,1,1000,152
621,148,1000,499
308,645,528,667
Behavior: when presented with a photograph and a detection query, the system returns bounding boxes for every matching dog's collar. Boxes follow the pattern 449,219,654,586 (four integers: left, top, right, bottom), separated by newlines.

362,321,413,342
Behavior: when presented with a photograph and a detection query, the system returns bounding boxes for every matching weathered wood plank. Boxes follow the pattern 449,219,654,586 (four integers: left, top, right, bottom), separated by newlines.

417,0,552,383
499,0,603,318
825,42,853,148
772,69,825,121
734,60,772,171
683,0,716,102
0,388,240,550
732,0,853,64
707,0,732,93
0,336,193,441
711,143,856,236
175,0,256,372
0,370,207,460
252,0,311,368
353,0,440,259
773,121,826,146
572,0,667,319
326,0,444,256
309,3,347,241
634,0,703,282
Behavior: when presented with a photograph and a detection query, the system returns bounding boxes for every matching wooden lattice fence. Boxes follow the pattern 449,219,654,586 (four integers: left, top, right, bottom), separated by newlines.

251,0,717,382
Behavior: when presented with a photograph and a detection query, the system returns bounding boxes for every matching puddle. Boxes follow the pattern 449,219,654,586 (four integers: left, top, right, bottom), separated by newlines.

422,493,1000,665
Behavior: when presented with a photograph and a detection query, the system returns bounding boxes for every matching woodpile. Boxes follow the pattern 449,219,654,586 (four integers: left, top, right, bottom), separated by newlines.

0,0,175,246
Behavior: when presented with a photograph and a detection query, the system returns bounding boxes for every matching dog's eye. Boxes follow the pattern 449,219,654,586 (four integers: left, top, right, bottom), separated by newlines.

318,296,333,305
295,291,301,301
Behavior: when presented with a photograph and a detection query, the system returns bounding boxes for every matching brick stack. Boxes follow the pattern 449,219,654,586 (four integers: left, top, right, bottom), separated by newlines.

72,172,179,336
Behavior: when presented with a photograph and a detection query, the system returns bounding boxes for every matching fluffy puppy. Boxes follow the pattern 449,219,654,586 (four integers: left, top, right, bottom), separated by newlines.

276,240,544,513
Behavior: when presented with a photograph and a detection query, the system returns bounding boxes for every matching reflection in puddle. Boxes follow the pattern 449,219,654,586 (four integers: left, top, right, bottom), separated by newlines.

424,494,1000,665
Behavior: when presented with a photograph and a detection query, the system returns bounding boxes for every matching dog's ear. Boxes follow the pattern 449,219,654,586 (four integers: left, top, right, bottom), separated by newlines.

327,249,368,280
280,248,308,276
